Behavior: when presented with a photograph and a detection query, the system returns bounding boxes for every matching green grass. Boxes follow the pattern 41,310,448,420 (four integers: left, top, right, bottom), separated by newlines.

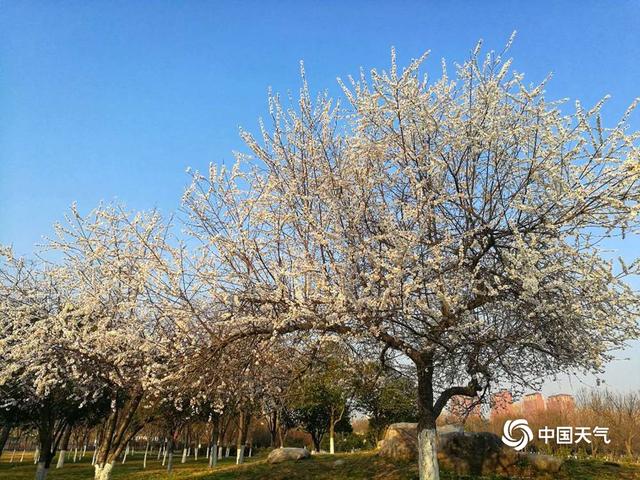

1,451,639,479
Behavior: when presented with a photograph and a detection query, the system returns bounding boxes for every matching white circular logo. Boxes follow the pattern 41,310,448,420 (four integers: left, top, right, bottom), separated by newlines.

501,419,533,451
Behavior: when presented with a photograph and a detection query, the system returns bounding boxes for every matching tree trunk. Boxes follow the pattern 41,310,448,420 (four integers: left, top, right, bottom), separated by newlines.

311,433,321,453
236,411,249,465
57,425,72,468
166,448,174,472
95,390,143,474
329,411,335,455
121,444,129,463
268,411,278,447
209,417,219,468
0,424,11,460
416,364,440,480
35,462,48,480
143,439,149,468
94,462,114,480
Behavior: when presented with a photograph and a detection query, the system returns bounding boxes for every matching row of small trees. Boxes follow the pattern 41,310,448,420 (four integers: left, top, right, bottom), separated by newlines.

2,38,639,480
0,229,417,479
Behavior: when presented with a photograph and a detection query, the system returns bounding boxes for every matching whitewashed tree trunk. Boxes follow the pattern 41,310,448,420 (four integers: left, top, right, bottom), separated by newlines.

195,443,199,461
143,440,149,468
181,447,187,463
162,447,167,466
225,446,230,457
218,446,222,458
166,452,173,472
94,462,114,480
20,448,25,462
206,446,210,459
417,428,440,480
235,445,244,465
34,447,40,464
35,462,48,480
73,447,78,462
10,448,15,462
208,442,217,468
82,444,87,458
56,450,66,468
248,446,252,457
121,445,128,464
91,448,97,465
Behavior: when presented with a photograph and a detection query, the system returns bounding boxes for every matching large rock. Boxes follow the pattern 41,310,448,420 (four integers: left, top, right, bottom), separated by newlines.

267,447,311,464
377,423,563,476
376,423,419,461
523,453,563,473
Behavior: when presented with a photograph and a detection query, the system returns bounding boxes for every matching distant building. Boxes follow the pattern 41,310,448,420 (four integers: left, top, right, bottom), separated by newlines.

546,393,575,413
490,389,516,418
522,392,545,415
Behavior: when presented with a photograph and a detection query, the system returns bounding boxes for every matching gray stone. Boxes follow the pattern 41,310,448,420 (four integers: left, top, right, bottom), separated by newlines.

267,447,311,464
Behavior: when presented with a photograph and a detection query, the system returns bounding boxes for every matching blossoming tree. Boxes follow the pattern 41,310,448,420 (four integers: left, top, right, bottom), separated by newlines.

46,205,177,480
184,40,640,479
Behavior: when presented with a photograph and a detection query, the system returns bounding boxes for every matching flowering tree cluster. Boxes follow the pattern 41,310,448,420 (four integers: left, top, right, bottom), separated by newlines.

1,39,639,480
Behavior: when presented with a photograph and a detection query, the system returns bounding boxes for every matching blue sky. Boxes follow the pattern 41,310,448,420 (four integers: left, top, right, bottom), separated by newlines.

1,1,639,395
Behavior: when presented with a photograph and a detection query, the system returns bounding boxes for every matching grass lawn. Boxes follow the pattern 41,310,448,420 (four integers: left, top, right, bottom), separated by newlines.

1,451,639,479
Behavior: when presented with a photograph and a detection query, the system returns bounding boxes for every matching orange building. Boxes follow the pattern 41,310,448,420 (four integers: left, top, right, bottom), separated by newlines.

522,392,546,415
546,393,575,413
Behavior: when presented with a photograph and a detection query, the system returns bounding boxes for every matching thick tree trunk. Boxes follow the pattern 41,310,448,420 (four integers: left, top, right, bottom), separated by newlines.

35,462,48,480
95,390,143,476
416,364,440,480
417,429,440,480
94,462,113,480
35,416,63,480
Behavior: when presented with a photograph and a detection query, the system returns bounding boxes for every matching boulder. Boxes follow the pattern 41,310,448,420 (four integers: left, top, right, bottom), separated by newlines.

376,423,418,461
437,431,520,476
524,453,563,473
377,423,563,476
267,447,311,464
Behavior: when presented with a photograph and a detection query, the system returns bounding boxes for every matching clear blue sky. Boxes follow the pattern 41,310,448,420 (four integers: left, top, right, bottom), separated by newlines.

1,1,639,394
